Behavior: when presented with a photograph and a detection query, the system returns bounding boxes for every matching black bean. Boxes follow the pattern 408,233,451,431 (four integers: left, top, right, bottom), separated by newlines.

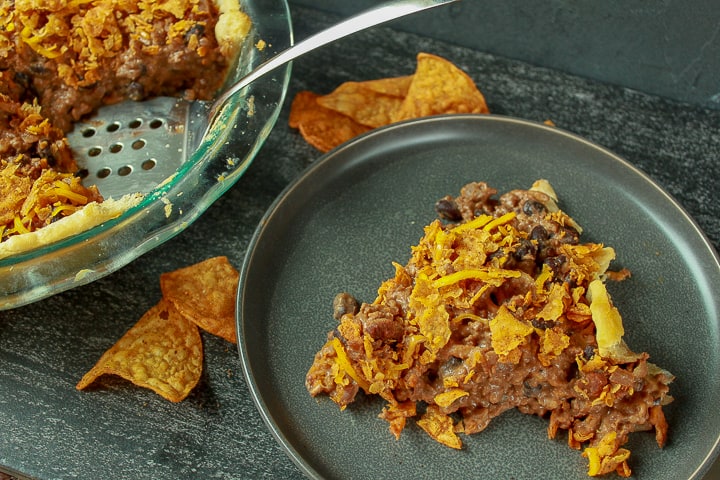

487,249,506,263
522,200,547,216
332,292,359,320
513,238,537,260
523,380,543,397
531,318,555,330
559,226,580,245
13,71,31,89
434,197,462,221
29,63,49,75
544,254,567,275
127,81,145,101
530,225,549,242
185,24,206,42
36,139,57,166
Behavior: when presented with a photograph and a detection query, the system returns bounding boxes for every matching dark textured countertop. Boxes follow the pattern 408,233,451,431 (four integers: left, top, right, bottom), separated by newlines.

1,5,719,480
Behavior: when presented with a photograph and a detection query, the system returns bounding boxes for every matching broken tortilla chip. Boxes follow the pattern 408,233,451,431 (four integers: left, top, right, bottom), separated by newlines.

314,75,414,128
317,81,405,128
76,298,203,402
289,91,370,153
393,52,489,122
160,256,240,344
358,75,414,97
289,53,489,152
416,405,462,449
299,117,371,153
288,90,318,129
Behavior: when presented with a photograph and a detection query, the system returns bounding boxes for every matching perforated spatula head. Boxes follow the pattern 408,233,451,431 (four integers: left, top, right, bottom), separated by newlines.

64,0,460,199
66,97,211,200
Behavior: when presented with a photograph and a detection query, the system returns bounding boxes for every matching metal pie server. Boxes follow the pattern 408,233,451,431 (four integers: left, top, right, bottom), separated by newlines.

66,0,460,200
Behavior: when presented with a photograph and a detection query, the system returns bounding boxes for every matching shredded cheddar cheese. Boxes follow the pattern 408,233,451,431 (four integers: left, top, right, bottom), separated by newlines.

1,0,223,87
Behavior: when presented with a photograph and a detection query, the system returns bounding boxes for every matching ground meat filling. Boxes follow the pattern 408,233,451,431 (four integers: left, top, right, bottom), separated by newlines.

0,0,245,243
306,180,674,478
1,0,229,132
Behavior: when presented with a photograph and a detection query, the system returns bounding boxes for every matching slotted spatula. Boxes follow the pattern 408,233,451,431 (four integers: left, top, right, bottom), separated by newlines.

66,0,460,200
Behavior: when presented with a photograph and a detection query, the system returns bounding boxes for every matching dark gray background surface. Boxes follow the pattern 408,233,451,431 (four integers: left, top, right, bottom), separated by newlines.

293,0,720,109
1,2,719,479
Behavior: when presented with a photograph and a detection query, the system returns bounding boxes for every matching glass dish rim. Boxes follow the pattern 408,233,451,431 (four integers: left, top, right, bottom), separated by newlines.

0,0,294,310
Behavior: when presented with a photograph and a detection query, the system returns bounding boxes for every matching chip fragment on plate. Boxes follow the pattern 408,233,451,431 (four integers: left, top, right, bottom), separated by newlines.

76,298,203,402
416,405,462,449
160,255,240,343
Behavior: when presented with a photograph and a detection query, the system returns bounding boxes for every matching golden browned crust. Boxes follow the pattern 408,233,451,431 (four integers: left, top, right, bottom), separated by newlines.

0,0,251,254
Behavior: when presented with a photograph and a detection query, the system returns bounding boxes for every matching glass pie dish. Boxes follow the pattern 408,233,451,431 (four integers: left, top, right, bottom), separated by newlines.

0,0,293,310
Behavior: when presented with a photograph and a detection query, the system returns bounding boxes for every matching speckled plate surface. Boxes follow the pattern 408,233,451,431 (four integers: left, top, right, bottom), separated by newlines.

237,114,720,479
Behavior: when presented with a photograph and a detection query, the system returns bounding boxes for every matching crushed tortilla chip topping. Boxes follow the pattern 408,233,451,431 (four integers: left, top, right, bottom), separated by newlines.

306,180,674,477
489,305,534,361
1,0,232,89
0,88,103,242
0,160,103,242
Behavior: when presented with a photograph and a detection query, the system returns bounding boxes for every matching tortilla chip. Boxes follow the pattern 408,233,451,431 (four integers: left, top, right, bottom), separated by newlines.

359,75,413,97
289,54,489,151
76,298,203,402
392,52,489,122
317,81,405,128
583,431,632,477
489,305,534,359
0,163,32,226
289,91,370,153
434,388,469,408
288,90,319,129
160,256,239,344
417,405,462,449
378,400,416,439
408,273,451,361
299,118,370,153
314,75,412,128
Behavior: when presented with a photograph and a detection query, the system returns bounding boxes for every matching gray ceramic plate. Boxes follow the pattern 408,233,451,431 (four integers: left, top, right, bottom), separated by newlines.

237,115,720,480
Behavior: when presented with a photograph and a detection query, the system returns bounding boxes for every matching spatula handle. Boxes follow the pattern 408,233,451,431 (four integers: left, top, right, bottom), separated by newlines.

209,0,460,119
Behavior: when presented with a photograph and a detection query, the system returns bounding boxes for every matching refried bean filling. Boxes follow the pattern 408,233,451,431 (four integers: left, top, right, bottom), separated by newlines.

306,180,673,478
